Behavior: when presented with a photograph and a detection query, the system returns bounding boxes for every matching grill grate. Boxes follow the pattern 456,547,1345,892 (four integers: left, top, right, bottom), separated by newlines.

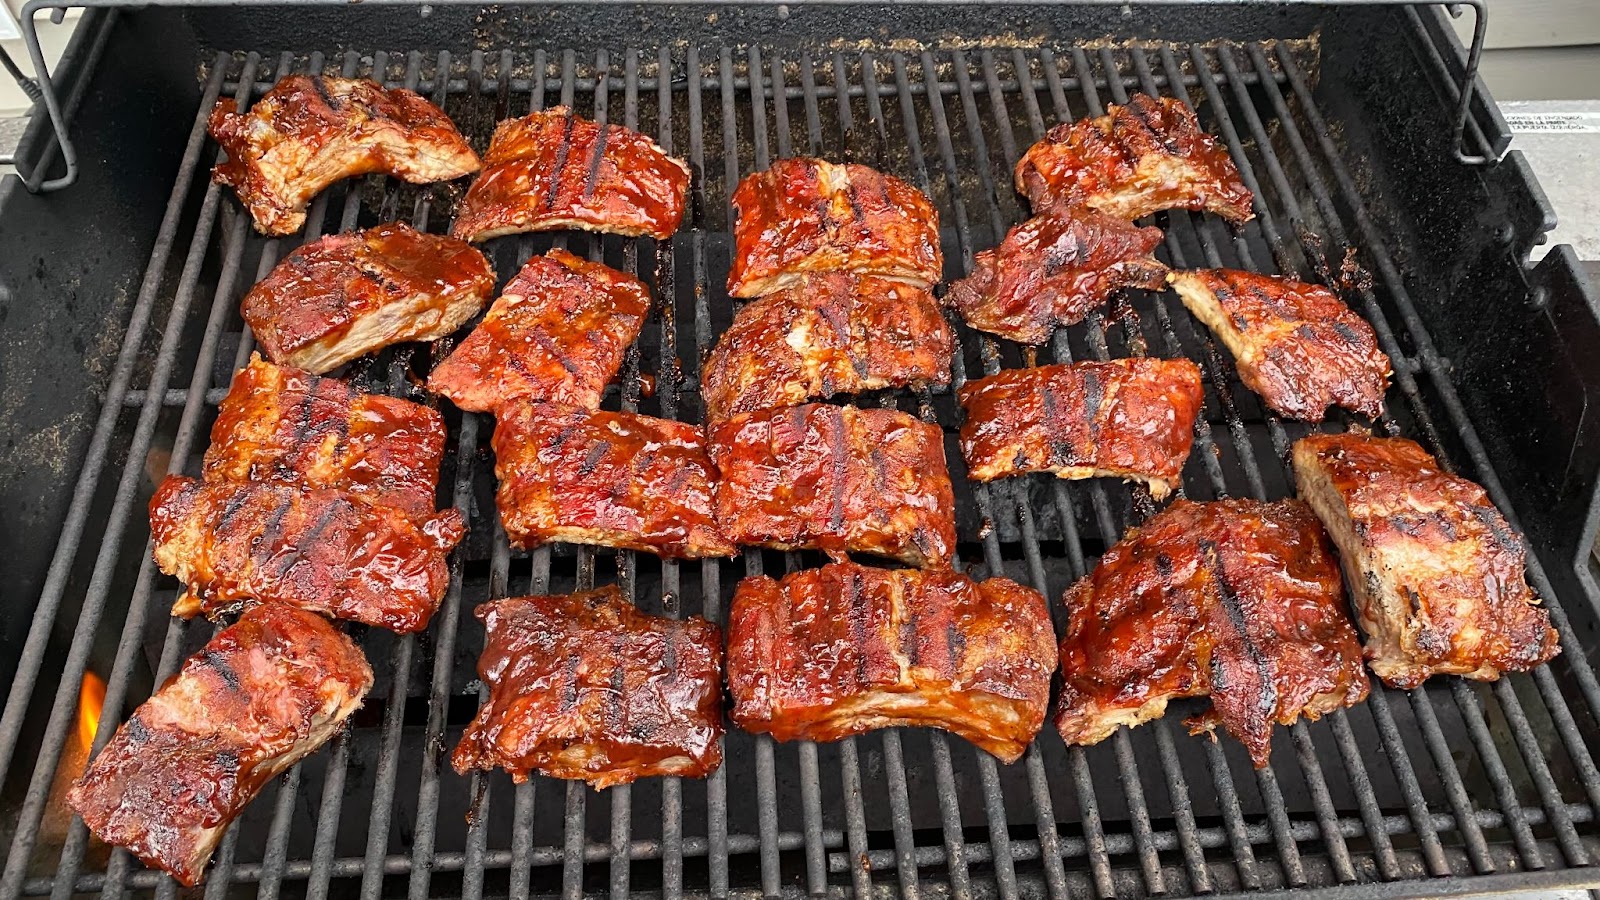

5,21,1600,900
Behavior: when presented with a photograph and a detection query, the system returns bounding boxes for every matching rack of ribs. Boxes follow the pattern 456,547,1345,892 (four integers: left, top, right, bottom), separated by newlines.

1167,268,1391,421
700,273,954,422
1292,432,1560,689
202,354,449,520
150,478,464,633
727,157,943,297
1014,93,1254,225
426,248,650,413
492,402,736,559
209,75,480,236
452,586,724,788
726,561,1057,763
1055,499,1368,767
708,403,957,567
240,222,495,374
945,206,1168,344
68,604,372,886
450,106,691,241
958,359,1205,500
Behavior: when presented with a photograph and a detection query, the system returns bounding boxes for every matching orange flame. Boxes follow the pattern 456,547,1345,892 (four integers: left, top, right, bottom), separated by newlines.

77,672,106,750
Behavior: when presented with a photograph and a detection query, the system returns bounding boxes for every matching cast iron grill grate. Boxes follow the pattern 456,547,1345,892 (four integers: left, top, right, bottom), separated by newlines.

4,23,1600,900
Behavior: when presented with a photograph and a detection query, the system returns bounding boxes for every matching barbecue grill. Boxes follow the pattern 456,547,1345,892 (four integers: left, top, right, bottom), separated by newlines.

3,2,1600,898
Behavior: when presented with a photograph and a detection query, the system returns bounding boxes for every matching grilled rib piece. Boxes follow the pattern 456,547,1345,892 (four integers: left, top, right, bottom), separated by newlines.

1014,93,1254,225
709,403,957,567
150,478,465,633
701,273,954,422
240,221,495,374
946,207,1168,344
426,248,650,413
727,562,1057,762
1292,433,1560,689
1167,269,1391,421
727,158,943,298
450,107,691,242
493,402,736,559
210,75,480,236
1055,499,1368,767
452,586,724,788
202,354,448,519
69,604,371,886
958,359,1205,500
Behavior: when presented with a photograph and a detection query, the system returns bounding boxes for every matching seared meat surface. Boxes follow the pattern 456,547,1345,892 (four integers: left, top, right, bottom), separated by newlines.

452,586,724,788
701,273,954,422
241,221,494,374
151,478,464,633
709,404,957,567
492,402,736,559
728,158,943,297
451,107,691,241
1014,94,1253,225
1168,269,1391,421
427,248,649,413
1056,499,1368,767
958,359,1204,499
1292,433,1559,689
203,354,448,519
946,207,1168,344
69,604,371,886
210,75,479,236
727,562,1057,762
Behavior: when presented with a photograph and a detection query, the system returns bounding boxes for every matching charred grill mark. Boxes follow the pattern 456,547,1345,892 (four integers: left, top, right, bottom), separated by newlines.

901,577,921,667
291,388,318,449
1200,539,1278,720
561,652,581,713
1083,368,1105,444
947,616,967,669
220,487,254,533
1041,382,1071,468
309,74,335,111
607,632,627,732
1333,321,1362,344
847,571,870,687
845,179,868,227
1469,503,1521,555
583,119,609,200
251,495,296,562
196,649,242,693
123,714,150,746
528,326,584,377
1127,97,1183,155
546,421,582,452
579,440,611,477
544,111,580,212
827,409,849,532
265,499,343,580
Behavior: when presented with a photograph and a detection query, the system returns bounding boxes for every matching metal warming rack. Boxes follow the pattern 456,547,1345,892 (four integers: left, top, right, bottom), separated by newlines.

3,2,1600,899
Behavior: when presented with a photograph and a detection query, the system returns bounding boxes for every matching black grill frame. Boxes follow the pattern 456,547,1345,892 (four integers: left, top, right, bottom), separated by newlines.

3,6,1600,899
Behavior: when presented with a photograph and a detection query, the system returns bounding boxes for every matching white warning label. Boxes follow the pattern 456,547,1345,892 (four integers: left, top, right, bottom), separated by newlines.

1504,111,1600,134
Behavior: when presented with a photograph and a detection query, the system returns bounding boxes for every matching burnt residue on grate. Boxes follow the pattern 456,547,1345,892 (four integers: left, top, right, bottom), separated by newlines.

4,29,1600,900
